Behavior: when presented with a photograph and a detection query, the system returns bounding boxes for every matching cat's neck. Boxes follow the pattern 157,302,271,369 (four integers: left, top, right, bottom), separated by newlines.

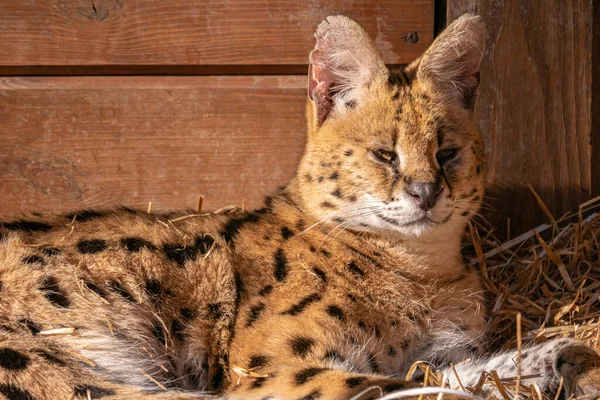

267,183,466,278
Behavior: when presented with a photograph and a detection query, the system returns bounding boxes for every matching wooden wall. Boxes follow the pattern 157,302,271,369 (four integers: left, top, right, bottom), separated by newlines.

0,0,433,213
447,0,598,236
1,0,598,236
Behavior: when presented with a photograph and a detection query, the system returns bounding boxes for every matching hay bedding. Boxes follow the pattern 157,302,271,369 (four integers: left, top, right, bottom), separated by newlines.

417,193,600,400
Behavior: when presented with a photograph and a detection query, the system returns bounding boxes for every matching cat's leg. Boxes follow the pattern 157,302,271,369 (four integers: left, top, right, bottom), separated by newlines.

0,328,225,399
443,338,600,399
226,360,489,400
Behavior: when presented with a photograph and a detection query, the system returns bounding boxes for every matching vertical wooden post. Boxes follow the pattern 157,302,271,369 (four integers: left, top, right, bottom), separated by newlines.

446,0,596,236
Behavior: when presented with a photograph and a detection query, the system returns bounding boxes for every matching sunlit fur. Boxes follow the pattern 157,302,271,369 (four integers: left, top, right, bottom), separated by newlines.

297,16,486,245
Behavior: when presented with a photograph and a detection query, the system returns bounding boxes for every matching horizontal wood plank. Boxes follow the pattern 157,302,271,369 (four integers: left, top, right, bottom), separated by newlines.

0,0,433,68
0,76,308,214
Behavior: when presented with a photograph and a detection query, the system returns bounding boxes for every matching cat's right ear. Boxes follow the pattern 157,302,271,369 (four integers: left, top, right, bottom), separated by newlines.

308,16,388,129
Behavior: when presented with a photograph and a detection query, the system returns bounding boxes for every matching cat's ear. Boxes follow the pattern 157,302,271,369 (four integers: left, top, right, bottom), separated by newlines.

414,14,486,110
308,16,388,127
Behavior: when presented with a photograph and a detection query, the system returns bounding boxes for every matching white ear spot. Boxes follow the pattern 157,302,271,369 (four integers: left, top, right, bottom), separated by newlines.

308,15,388,126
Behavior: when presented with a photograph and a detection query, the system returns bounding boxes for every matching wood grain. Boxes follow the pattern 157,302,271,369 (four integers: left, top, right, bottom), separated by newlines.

448,0,594,236
0,76,307,214
0,0,433,69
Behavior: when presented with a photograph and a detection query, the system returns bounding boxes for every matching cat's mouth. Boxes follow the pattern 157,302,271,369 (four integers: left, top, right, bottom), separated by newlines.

376,213,435,227
376,211,453,229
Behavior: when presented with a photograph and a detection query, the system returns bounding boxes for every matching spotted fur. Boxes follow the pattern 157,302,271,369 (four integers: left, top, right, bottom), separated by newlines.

0,14,598,400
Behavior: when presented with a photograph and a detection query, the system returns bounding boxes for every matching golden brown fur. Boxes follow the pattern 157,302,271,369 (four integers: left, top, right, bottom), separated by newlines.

0,14,598,400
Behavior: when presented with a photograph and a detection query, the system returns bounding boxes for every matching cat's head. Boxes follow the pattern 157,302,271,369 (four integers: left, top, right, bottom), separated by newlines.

296,14,486,240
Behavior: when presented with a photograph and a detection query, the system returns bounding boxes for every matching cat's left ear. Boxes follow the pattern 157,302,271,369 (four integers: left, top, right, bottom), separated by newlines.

414,14,486,110
308,16,388,128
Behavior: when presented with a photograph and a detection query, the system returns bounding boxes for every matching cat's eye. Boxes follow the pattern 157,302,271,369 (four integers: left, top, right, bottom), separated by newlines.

372,149,397,163
436,148,459,165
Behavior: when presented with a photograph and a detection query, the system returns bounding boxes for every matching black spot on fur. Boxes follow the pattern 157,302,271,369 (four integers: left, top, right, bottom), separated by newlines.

163,243,198,267
250,377,267,389
282,293,322,316
296,219,306,231
295,367,328,385
74,386,115,398
40,276,70,308
120,237,157,252
345,376,366,388
281,226,294,240
344,150,353,157
221,213,260,244
304,174,313,182
66,209,106,222
321,249,331,258
328,172,338,180
312,267,326,283
84,280,106,298
40,247,61,256
32,348,65,366
290,337,315,358
358,321,367,331
171,319,186,342
0,348,30,370
346,261,364,278
18,319,40,335
152,322,167,346
0,325,15,333
77,239,107,254
317,176,324,183
274,248,288,282
309,246,317,253
145,279,172,300
345,245,382,268
249,355,270,369
0,383,35,400
387,345,397,356
323,349,344,362
207,303,222,319
368,353,380,373
258,285,273,296
347,294,357,302
108,281,136,303
320,201,335,208
298,390,321,400
374,325,381,338
325,305,345,322
181,308,198,321
195,234,216,254
210,364,224,390
331,189,343,198
461,210,469,217
1,220,52,232
22,255,45,266
384,383,406,392
65,210,106,222
246,303,266,327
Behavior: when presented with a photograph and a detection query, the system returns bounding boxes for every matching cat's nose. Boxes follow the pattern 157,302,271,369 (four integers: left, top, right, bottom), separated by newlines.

405,182,443,211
